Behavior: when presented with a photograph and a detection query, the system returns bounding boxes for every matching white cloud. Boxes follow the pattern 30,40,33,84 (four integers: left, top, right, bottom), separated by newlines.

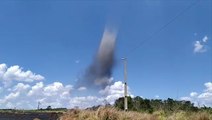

44,82,66,96
193,35,209,53
155,95,160,99
0,64,7,76
27,82,73,107
194,41,206,53
0,81,73,109
69,96,103,108
69,81,132,108
5,92,20,101
0,63,44,87
99,81,132,104
99,81,124,95
27,82,44,96
190,92,198,97
204,82,212,92
77,86,87,91
13,83,30,92
180,97,191,101
202,36,208,43
181,82,212,107
0,64,131,109
0,83,31,107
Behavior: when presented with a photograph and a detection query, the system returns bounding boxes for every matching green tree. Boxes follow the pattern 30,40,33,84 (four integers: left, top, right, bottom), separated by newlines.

114,96,134,110
114,97,124,110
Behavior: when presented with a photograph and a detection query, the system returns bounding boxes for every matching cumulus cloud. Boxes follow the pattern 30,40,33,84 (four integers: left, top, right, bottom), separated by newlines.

13,83,30,92
69,96,103,108
0,83,31,108
193,35,209,53
202,36,208,43
0,82,73,109
194,41,206,53
190,92,198,97
180,82,212,107
0,80,131,109
99,81,132,104
27,82,73,107
204,82,212,92
0,63,44,87
77,86,87,91
27,82,44,97
180,96,191,101
70,81,133,108
0,63,131,109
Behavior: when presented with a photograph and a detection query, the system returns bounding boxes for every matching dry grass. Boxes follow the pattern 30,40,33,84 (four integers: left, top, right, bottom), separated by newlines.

60,107,212,120
60,107,158,120
167,111,212,120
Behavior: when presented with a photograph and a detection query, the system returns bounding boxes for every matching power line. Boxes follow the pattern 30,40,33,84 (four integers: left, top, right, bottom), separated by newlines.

125,0,200,58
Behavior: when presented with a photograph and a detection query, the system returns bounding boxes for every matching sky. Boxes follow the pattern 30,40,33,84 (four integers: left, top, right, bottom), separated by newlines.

0,0,211,109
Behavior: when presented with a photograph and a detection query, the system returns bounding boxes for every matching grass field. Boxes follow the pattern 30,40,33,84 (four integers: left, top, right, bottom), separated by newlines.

60,107,212,120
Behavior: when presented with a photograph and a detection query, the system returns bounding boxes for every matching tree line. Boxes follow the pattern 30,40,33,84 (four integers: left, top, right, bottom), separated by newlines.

114,96,212,114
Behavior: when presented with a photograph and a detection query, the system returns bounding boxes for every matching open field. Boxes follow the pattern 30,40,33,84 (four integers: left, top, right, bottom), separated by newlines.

60,107,212,120
0,106,211,120
1,97,211,120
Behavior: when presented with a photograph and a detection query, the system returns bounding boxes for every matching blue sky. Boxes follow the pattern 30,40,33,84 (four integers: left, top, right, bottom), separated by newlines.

0,0,211,109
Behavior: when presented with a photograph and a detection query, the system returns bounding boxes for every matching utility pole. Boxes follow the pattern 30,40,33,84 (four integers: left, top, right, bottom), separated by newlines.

122,58,128,111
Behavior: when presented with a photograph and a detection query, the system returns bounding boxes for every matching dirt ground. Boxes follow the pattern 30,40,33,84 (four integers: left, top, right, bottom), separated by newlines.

0,112,62,120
